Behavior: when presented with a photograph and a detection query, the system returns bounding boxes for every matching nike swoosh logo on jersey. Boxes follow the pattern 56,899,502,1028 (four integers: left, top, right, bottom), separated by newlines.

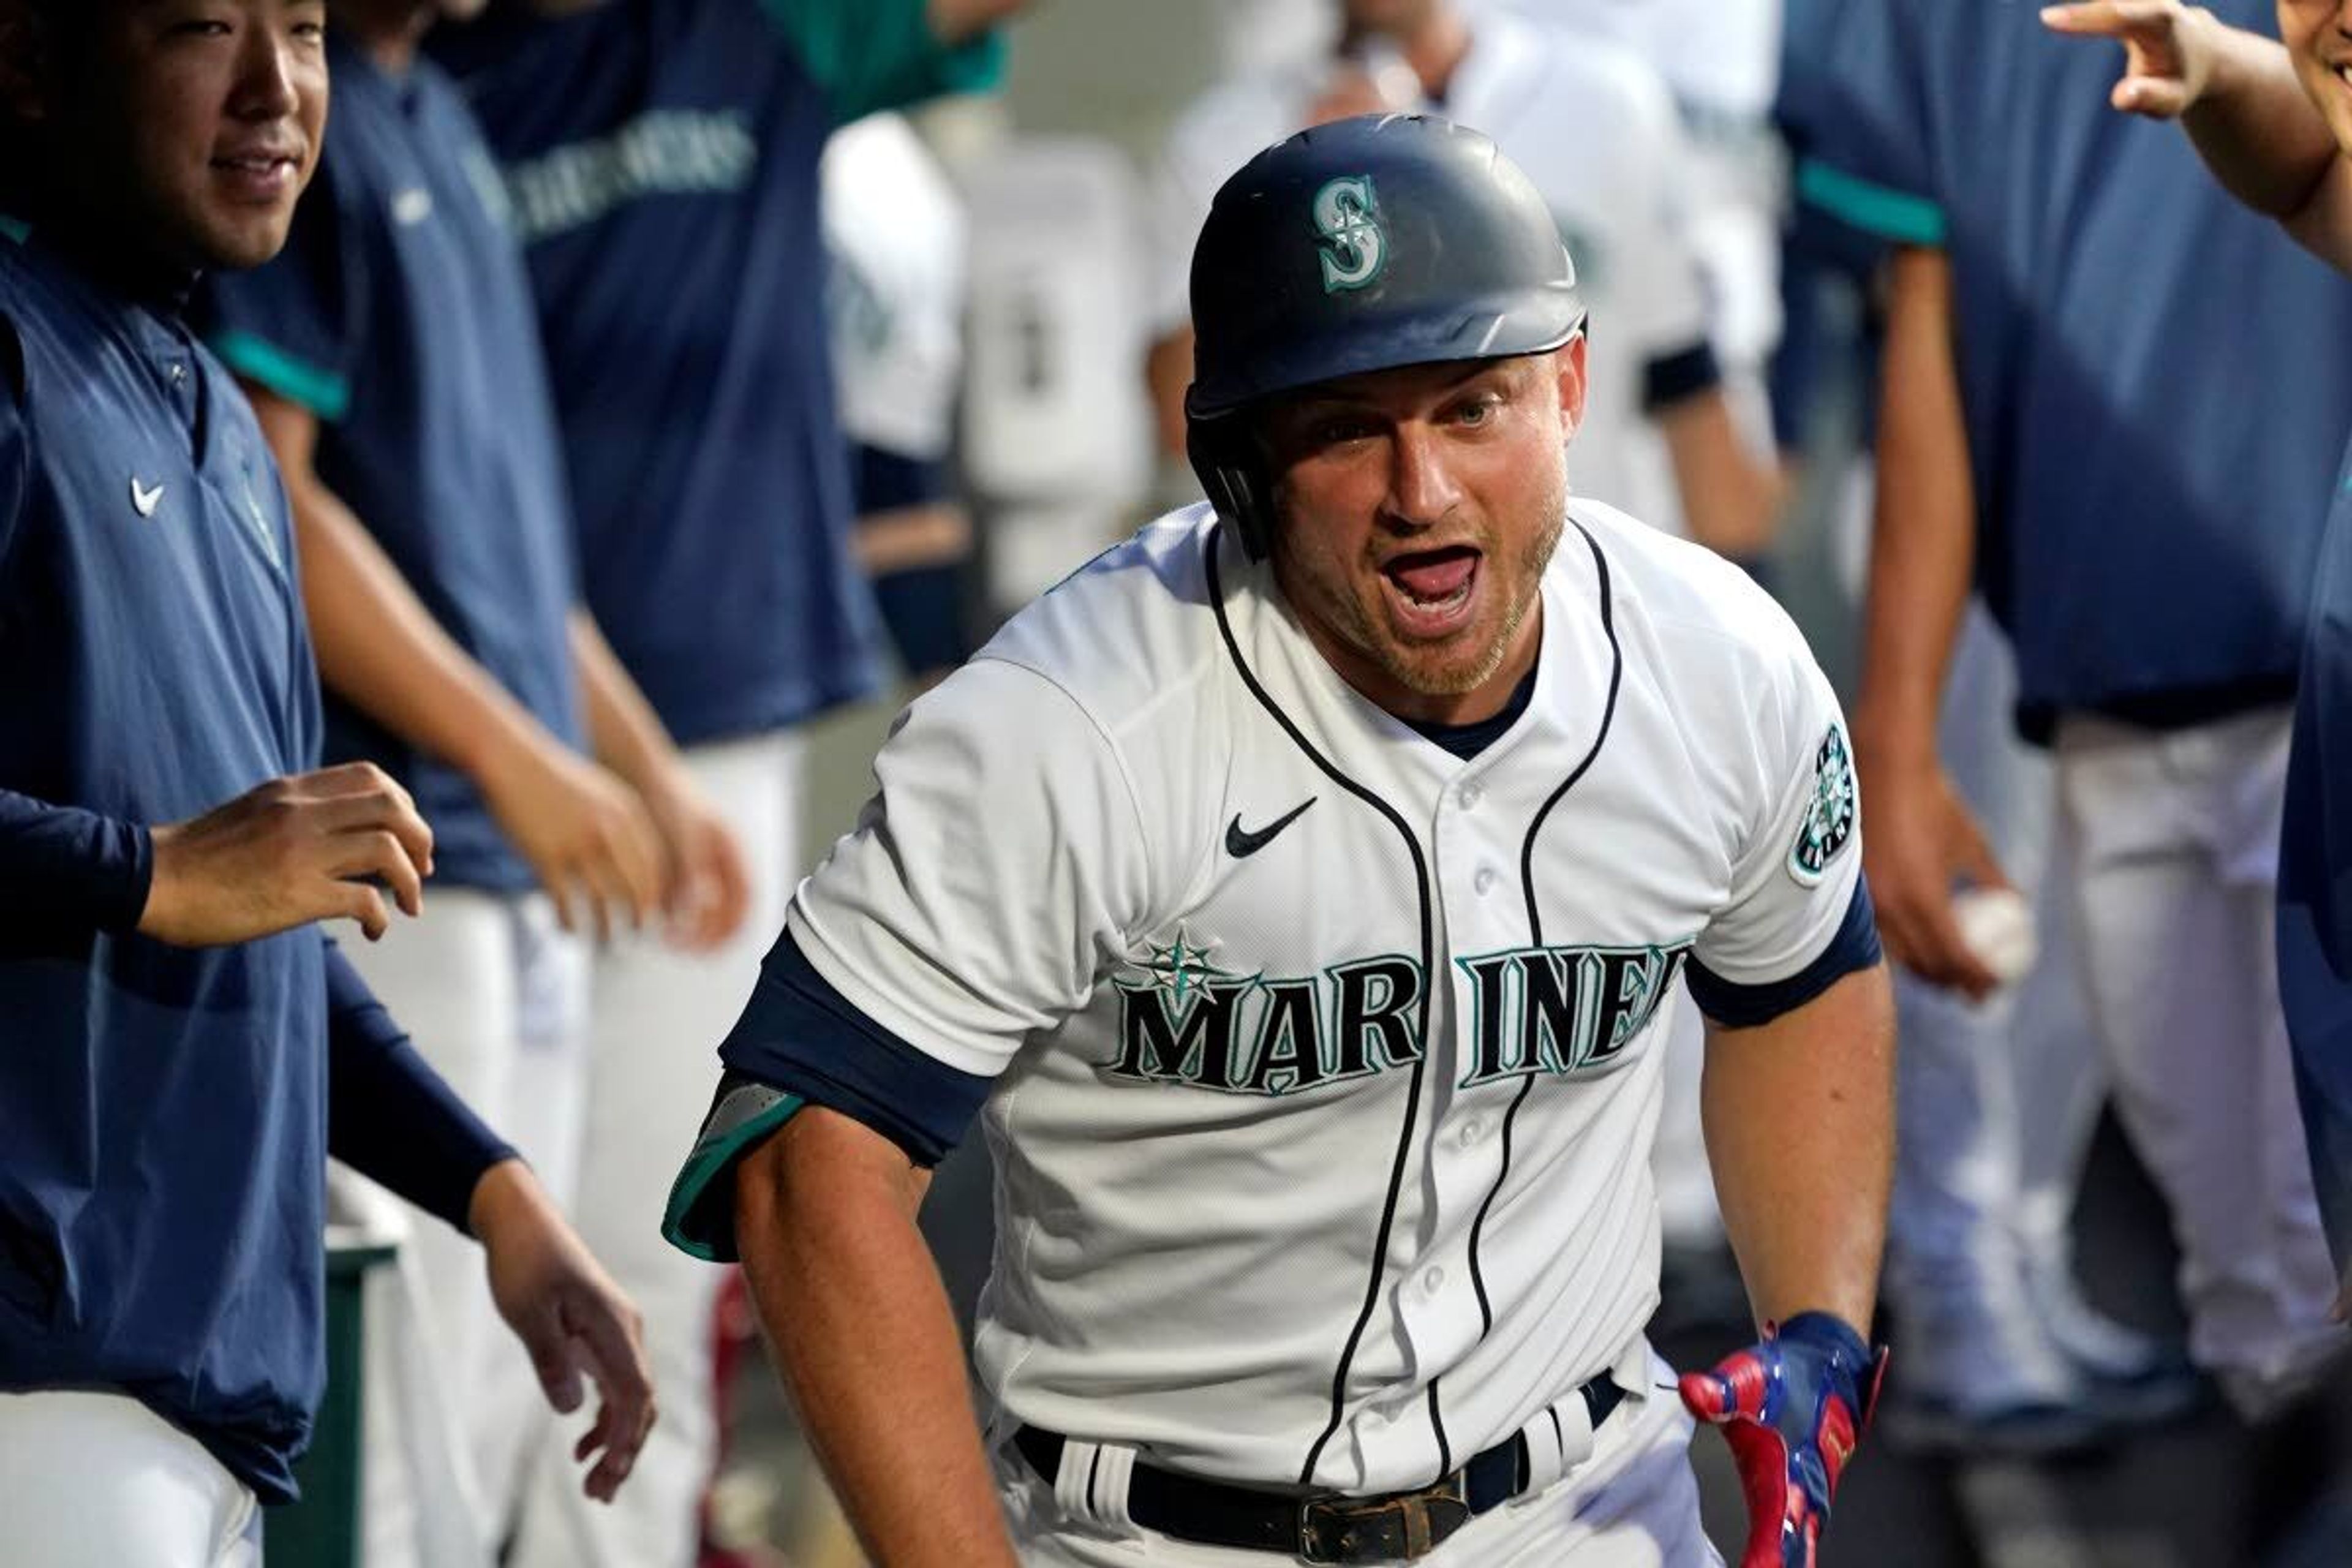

130,477,164,518
1226,797,1316,858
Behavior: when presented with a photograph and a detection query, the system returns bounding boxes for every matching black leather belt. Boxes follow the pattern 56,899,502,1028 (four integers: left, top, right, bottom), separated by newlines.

1014,1374,1626,1564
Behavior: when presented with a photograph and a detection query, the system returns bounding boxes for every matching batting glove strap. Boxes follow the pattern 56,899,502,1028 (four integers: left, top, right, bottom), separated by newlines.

1679,1311,1888,1568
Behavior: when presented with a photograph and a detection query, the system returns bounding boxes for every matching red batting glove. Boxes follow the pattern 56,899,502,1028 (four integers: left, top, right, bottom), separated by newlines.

1679,1312,1887,1567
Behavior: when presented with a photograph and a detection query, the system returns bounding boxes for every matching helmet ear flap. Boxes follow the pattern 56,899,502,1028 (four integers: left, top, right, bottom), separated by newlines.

1186,410,1276,561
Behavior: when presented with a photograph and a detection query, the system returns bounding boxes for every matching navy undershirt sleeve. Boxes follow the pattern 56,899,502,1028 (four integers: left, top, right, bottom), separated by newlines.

718,930,995,1167
0,790,153,952
1640,339,1724,414
1686,876,1883,1028
324,938,517,1233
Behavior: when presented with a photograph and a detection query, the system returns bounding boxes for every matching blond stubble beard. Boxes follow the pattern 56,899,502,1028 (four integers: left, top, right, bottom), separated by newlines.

1281,475,1569,702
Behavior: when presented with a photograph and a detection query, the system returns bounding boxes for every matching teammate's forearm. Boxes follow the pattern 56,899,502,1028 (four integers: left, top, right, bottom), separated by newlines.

281,475,551,782
1702,963,1896,1332
1656,387,1785,561
736,1112,1018,1568
1851,246,1973,772
2176,15,2340,222
567,609,686,804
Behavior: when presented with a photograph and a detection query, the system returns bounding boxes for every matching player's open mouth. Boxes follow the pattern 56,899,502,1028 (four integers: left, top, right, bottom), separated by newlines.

1379,545,1481,636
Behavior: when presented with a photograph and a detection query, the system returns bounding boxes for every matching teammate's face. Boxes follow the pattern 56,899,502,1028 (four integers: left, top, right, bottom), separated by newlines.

1260,342,1587,725
14,0,328,273
2279,0,2352,156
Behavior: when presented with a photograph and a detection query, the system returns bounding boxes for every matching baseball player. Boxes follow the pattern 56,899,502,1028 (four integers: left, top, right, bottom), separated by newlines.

0,2,651,1562
1808,0,2351,1419
424,6,1023,1565
189,2,737,1556
2040,0,2352,1302
667,115,1893,1567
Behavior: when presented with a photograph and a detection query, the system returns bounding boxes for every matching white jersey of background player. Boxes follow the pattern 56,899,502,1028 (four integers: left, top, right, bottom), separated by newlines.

1144,0,1781,562
666,115,1888,1567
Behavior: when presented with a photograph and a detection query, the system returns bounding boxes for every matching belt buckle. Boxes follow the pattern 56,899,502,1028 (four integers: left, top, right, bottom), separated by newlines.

1298,1477,1473,1564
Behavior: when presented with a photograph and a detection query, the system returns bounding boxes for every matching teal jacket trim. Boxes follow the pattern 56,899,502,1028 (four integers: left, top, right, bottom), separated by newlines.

1796,159,1948,248
208,328,354,421
662,1084,806,1263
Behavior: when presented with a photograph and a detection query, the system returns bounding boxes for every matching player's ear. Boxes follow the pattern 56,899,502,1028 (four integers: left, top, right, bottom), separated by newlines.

1553,335,1589,440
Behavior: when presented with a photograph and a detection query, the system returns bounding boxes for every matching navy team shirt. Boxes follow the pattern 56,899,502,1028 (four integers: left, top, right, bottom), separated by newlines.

0,225,510,1500
1799,0,2352,741
430,0,1003,745
195,32,584,891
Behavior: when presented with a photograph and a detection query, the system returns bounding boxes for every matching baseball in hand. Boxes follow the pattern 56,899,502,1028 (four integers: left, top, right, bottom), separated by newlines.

1951,886,2038,987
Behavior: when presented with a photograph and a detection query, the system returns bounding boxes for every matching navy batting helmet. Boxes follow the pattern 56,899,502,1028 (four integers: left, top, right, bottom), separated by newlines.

1185,113,1585,559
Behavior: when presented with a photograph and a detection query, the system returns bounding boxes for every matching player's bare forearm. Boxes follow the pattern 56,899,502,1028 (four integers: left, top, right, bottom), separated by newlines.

2181,21,2343,222
1701,963,1895,1333
1656,385,1786,562
736,1109,1018,1568
568,610,687,802
1851,247,1972,770
247,387,554,783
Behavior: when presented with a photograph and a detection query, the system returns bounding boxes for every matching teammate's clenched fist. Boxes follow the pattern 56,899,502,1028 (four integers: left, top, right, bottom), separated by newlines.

140,761,435,947
1681,1314,1887,1568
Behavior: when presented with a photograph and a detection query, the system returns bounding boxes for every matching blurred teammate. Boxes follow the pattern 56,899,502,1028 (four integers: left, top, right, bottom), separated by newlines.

428,5,1025,1564
825,111,977,688
1809,0,2351,1419
0,3,651,1562
2041,0,2352,1305
190,0,733,1555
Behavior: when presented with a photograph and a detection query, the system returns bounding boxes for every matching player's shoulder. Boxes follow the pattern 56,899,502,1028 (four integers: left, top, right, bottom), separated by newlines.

971,503,1232,733
1566,497,1816,683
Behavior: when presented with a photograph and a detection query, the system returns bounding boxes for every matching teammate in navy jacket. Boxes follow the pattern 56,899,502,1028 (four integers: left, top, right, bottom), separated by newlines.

2042,0,2352,1325
0,6,652,1562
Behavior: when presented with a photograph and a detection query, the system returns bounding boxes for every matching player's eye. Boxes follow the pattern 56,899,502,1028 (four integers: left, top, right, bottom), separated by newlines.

1450,393,1503,427
1313,416,1378,447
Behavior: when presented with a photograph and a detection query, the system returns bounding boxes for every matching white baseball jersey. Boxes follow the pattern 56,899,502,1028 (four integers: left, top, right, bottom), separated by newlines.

778,497,1864,1494
1147,13,1719,534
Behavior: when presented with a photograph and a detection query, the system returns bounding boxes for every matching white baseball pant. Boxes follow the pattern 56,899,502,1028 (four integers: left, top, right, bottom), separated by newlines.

2054,706,2343,1415
0,1389,263,1567
997,1349,1721,1567
337,888,589,1566
508,729,802,1568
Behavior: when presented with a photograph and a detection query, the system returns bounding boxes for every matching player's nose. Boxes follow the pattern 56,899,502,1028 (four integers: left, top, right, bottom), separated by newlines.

1382,421,1463,530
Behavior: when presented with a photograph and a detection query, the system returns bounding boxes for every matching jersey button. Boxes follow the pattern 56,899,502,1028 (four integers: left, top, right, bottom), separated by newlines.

1473,867,1498,896
1458,1118,1485,1147
1458,782,1484,810
1422,1265,1446,1295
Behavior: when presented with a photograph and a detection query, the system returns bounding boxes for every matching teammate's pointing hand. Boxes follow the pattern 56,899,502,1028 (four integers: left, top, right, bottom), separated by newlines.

2041,1,2225,118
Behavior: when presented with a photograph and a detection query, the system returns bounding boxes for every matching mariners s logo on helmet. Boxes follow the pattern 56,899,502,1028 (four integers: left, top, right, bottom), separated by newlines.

1789,725,1858,885
1312,175,1386,295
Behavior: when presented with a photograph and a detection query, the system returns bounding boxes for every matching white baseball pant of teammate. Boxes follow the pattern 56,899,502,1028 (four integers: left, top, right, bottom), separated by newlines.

1879,602,2109,1412
336,890,589,1568
688,492,1868,1564
2052,707,2343,1416
0,1390,265,1568
508,734,800,1568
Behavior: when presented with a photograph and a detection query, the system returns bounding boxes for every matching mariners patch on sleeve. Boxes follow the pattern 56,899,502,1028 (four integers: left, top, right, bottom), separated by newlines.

1788,725,1858,886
